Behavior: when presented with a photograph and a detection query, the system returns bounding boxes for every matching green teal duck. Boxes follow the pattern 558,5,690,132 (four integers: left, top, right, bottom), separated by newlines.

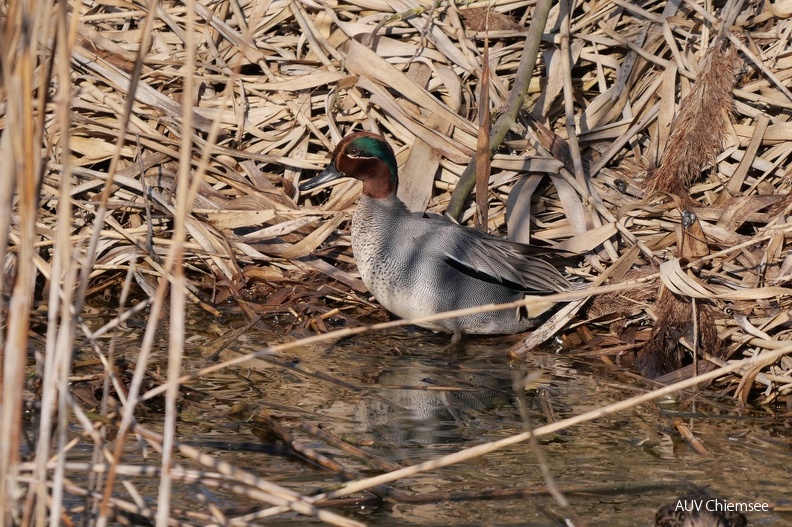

300,132,575,340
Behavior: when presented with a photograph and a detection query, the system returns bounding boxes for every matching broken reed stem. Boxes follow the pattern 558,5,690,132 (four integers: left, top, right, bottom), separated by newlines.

0,134,12,357
515,371,582,524
0,3,41,521
155,0,197,523
560,0,585,188
29,2,82,525
446,0,554,219
474,6,491,230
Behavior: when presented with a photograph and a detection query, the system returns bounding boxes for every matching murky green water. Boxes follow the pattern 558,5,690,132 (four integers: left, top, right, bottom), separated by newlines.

63,310,791,526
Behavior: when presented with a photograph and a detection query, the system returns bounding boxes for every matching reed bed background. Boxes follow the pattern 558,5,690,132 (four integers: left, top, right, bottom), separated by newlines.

1,0,792,524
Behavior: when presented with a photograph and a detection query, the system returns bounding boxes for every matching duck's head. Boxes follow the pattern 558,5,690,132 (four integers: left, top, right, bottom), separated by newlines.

299,132,398,199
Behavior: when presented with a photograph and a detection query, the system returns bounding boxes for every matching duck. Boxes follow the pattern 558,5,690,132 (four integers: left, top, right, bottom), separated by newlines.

300,131,575,341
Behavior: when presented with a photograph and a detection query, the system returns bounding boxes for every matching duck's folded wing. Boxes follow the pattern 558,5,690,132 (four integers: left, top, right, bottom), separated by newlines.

433,228,572,294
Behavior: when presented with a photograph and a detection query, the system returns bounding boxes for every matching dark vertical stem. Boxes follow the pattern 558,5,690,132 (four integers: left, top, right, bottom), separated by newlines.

447,0,554,220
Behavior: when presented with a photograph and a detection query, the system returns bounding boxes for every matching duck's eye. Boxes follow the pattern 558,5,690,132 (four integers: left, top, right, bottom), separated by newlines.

348,147,360,156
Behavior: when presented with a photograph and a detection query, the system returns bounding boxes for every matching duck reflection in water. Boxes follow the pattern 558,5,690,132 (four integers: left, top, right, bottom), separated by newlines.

354,359,516,453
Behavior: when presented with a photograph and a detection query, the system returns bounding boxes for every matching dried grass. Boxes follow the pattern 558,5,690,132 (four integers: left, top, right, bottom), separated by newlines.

3,0,792,524
644,43,738,202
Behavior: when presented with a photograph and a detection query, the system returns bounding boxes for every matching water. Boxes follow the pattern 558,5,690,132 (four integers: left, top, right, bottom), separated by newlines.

62,310,791,526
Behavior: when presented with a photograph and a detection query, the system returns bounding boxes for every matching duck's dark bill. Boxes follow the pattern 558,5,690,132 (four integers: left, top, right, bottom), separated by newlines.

299,160,345,191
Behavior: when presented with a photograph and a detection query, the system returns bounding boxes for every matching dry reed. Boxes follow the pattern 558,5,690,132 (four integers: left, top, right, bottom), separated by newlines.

2,0,792,525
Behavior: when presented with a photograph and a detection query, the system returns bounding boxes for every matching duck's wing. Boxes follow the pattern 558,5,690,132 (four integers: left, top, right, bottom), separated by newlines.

421,222,574,294
480,236,575,293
